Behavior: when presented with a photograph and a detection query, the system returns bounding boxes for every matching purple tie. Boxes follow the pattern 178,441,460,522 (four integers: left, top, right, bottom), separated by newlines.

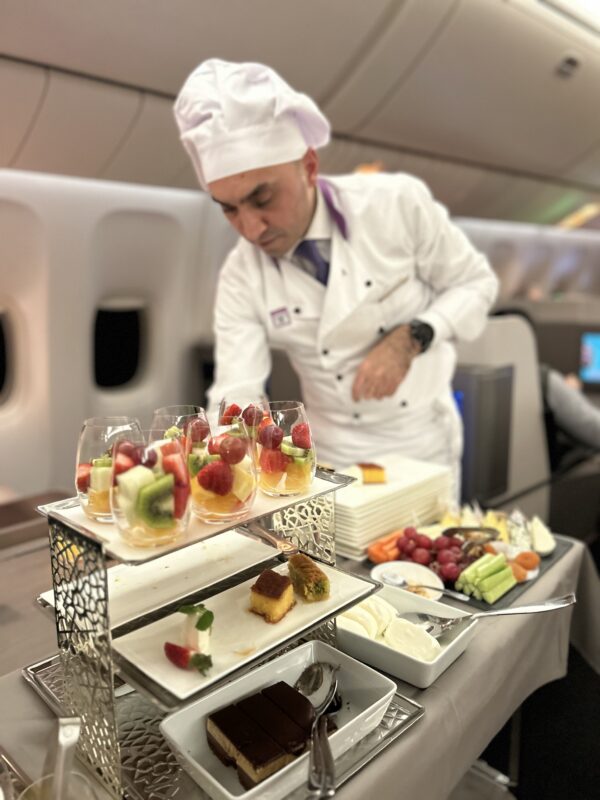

294,239,330,286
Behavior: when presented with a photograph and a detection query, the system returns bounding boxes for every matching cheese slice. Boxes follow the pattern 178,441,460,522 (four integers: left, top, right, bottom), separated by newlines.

382,618,441,662
530,516,556,556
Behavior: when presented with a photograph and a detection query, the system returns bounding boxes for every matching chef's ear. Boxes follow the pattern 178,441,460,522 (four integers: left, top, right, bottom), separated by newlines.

302,148,319,188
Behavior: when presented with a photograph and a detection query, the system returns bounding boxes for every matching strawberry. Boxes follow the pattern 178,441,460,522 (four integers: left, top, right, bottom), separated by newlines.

242,404,263,427
291,423,311,450
76,463,92,492
173,483,190,519
258,415,274,433
198,461,233,495
113,453,135,476
164,642,212,674
161,440,180,457
219,403,242,425
258,424,284,449
260,448,292,474
208,434,227,455
187,418,209,443
219,436,246,465
163,453,188,486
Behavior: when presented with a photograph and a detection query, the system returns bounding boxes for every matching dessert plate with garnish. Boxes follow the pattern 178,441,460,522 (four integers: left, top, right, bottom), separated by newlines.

112,557,379,705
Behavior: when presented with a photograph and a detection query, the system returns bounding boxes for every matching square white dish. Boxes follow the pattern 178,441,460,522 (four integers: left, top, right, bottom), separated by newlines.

336,586,477,688
112,562,379,702
38,530,277,629
160,640,396,800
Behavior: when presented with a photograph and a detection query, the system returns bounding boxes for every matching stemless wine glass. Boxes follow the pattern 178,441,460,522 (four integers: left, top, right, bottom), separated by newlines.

18,772,99,800
150,404,204,439
75,416,142,523
110,430,191,547
256,401,316,497
188,417,258,524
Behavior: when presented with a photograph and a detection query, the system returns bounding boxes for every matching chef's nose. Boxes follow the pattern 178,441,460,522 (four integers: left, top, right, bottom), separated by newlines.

238,208,268,243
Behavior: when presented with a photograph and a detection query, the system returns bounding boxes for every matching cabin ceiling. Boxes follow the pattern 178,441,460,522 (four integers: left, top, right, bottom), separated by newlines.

3,0,600,223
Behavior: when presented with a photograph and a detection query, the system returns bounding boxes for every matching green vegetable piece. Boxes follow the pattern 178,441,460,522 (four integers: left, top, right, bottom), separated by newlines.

479,567,514,594
178,604,203,615
483,573,517,604
475,554,507,581
92,456,113,468
190,653,213,675
165,425,182,440
188,453,204,477
459,553,494,584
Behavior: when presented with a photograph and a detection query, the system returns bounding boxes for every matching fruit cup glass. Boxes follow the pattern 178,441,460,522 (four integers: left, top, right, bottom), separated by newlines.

257,401,316,496
218,396,269,439
150,405,204,439
110,430,191,547
75,416,142,523
188,419,258,524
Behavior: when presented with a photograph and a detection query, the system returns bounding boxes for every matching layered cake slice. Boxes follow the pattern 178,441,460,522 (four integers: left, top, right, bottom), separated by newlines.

262,680,316,734
250,569,295,623
206,704,293,789
237,691,307,756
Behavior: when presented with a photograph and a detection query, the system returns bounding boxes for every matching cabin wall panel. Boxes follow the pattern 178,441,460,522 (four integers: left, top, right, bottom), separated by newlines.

0,59,47,166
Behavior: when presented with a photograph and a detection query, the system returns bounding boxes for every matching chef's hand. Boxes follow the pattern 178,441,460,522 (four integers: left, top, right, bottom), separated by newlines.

352,324,420,401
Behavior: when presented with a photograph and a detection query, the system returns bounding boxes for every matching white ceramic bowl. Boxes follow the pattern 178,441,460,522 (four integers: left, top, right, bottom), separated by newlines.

337,586,477,689
370,560,444,601
160,640,396,800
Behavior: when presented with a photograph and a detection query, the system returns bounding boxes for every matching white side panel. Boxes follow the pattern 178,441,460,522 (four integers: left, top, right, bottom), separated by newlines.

0,170,234,496
101,94,190,185
456,316,550,517
12,71,140,176
0,58,47,165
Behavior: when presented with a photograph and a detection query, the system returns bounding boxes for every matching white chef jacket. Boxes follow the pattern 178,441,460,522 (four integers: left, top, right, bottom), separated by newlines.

207,172,498,480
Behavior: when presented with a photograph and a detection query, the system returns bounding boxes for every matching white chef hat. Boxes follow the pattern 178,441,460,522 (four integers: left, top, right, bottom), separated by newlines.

173,59,331,190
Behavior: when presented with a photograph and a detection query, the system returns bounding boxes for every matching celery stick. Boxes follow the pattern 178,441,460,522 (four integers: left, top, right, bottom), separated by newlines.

460,554,494,584
482,573,517,604
476,554,507,581
473,588,482,600
479,567,513,594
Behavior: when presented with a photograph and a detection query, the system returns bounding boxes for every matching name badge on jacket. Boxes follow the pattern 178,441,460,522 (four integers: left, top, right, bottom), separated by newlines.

270,307,292,328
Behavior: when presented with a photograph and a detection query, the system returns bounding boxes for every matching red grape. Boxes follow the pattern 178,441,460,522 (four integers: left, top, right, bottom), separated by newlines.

416,534,432,550
437,549,460,565
403,527,419,540
219,436,246,465
433,536,452,551
398,537,417,556
412,547,432,566
439,563,461,583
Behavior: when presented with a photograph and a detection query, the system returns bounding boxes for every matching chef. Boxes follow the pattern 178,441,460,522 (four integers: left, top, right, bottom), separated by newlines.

174,59,498,489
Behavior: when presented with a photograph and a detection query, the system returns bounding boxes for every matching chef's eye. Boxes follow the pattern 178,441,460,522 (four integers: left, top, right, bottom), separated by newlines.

222,205,237,216
253,195,272,209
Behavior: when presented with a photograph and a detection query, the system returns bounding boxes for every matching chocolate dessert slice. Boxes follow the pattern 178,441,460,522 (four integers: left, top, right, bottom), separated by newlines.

206,705,293,788
238,691,308,756
262,680,316,734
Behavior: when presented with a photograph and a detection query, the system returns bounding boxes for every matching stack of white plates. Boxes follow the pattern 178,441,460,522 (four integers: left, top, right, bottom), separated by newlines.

334,455,452,560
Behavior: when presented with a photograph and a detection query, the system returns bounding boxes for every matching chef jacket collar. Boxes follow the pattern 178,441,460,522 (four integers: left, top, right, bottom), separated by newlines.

272,177,349,267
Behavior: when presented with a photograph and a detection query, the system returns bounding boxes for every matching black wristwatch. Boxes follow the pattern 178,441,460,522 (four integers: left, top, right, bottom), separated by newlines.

408,319,434,353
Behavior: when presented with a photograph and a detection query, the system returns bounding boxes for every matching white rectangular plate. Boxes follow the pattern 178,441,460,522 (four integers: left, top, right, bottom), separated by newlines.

38,530,277,629
112,563,379,701
160,640,396,800
337,586,477,688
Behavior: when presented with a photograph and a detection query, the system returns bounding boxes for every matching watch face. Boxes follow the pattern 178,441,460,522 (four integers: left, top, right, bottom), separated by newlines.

410,321,434,351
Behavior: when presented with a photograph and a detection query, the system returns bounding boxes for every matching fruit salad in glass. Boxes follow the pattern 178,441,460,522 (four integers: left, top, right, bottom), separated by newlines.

110,432,191,547
257,401,316,496
188,420,258,524
75,416,142,522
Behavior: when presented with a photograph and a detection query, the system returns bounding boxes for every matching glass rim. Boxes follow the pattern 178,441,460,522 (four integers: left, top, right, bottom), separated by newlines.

266,400,305,411
152,405,204,415
82,416,141,428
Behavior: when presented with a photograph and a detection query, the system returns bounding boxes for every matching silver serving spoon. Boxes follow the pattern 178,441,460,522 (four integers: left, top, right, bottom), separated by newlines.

399,593,576,638
294,662,339,798
379,570,471,602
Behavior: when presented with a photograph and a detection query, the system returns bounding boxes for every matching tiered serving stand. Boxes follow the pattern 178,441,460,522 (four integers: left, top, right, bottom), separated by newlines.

22,468,424,799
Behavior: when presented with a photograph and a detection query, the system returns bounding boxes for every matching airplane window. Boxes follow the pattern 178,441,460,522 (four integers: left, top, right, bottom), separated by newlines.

94,308,142,387
0,315,7,397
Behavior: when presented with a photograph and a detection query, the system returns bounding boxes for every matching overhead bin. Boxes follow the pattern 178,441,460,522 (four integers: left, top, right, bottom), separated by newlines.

0,58,46,165
357,0,600,178
11,70,140,177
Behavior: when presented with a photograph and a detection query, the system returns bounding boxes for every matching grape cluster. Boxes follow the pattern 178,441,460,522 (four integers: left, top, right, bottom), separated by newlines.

397,527,475,584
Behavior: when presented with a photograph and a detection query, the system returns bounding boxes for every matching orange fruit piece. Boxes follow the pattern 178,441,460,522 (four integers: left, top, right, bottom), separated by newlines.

515,551,541,571
509,561,528,583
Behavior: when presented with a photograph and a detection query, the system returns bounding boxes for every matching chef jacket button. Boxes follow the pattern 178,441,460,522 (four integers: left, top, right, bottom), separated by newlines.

336,374,343,381
378,326,386,335
353,412,360,420
322,348,329,356
400,400,408,408
365,280,372,287
294,307,301,314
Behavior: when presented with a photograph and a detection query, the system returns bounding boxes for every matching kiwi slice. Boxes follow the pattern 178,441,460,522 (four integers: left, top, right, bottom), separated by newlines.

135,474,175,528
281,437,307,458
92,456,112,468
293,454,312,465
188,453,204,477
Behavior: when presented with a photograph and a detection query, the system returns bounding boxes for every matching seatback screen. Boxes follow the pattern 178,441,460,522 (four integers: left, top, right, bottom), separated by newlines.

580,332,600,385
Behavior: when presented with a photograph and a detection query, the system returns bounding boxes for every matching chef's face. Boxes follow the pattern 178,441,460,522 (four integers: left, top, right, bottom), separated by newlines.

208,149,319,258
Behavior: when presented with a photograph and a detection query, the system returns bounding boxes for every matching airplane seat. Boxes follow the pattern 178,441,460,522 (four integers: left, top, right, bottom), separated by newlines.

455,315,551,520
0,169,233,496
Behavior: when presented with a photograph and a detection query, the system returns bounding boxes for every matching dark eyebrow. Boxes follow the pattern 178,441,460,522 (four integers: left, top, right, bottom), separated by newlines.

211,182,272,211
